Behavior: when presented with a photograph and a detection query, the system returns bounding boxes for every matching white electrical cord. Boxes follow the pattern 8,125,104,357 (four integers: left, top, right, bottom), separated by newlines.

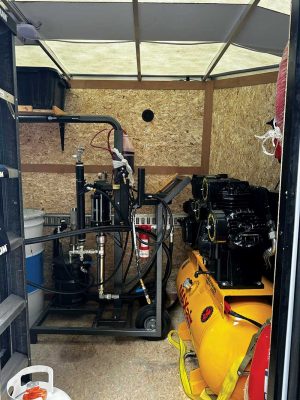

112,148,134,186
255,121,282,157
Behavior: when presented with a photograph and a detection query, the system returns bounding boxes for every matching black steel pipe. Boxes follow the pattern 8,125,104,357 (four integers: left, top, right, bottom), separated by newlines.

18,115,123,132
76,161,85,243
137,168,145,207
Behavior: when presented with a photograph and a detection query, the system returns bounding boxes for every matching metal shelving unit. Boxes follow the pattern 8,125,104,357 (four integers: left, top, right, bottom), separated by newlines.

0,5,30,394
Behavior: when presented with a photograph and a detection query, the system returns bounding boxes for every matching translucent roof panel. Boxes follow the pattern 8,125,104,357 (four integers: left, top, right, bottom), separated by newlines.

212,44,281,76
139,0,291,14
141,42,223,76
16,45,58,69
13,0,290,78
258,1,291,14
140,41,281,76
15,1,288,51
15,0,291,12
16,41,137,75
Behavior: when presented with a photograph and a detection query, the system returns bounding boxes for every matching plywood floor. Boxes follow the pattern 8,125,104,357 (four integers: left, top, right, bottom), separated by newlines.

30,306,187,400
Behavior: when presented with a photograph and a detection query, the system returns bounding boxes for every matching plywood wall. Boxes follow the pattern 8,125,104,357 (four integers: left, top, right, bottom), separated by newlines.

20,80,281,287
210,83,281,189
20,88,204,284
20,88,204,214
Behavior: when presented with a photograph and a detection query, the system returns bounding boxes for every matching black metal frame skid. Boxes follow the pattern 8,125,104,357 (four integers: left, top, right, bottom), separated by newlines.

22,114,190,341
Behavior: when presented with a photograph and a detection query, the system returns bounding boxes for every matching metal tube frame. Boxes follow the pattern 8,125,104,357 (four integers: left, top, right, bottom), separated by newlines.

22,114,189,340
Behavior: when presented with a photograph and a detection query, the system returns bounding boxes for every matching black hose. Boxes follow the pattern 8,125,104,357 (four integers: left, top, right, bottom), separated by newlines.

27,275,95,295
123,235,162,288
124,233,172,291
229,309,262,328
122,230,135,283
163,241,173,284
24,225,131,245
151,195,174,241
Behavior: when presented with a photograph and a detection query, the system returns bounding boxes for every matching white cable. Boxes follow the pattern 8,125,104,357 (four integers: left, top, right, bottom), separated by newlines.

255,123,282,157
112,147,134,186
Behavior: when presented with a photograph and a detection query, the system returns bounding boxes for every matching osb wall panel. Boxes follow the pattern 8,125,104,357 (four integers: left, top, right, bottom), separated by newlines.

22,172,190,215
210,83,281,189
19,85,205,290
20,89,204,167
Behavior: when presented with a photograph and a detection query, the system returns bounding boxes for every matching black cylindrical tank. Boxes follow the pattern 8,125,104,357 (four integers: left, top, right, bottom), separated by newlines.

52,255,92,306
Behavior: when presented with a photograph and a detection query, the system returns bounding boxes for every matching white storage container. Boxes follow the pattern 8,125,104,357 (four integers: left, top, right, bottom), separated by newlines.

24,209,45,326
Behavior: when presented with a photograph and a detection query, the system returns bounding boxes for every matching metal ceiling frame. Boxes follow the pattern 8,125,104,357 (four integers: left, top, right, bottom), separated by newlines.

202,0,261,80
2,0,71,80
5,0,281,81
65,63,279,80
132,0,141,81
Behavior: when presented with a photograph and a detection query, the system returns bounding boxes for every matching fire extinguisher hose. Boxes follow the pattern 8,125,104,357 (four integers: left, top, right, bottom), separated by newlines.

168,330,244,400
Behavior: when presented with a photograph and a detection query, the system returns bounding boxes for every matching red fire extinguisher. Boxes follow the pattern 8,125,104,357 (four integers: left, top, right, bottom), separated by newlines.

138,224,151,258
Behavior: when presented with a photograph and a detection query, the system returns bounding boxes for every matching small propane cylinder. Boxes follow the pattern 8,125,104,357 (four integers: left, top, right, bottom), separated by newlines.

7,366,71,400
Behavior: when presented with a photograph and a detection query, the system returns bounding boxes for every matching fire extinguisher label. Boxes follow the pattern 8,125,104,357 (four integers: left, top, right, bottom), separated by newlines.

139,248,150,258
138,225,151,258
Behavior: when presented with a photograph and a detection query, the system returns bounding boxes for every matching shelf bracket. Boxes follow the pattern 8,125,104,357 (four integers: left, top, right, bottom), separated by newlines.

59,122,65,151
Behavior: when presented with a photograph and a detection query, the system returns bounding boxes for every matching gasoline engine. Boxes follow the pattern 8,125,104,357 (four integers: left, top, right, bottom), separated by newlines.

174,174,278,400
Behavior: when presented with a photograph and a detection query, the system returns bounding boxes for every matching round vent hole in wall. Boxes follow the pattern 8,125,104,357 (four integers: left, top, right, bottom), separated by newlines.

142,109,155,122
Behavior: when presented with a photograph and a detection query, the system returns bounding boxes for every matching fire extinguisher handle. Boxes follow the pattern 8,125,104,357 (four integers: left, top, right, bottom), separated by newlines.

7,365,54,397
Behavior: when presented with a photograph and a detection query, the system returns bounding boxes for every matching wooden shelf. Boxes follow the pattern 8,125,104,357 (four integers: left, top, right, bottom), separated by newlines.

18,105,66,116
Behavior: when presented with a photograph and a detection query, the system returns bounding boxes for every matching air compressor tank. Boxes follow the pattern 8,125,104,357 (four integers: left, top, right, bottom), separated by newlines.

176,251,273,399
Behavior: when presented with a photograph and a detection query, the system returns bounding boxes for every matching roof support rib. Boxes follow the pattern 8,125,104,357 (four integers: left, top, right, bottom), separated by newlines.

202,0,261,81
132,0,142,81
2,0,71,80
37,40,71,80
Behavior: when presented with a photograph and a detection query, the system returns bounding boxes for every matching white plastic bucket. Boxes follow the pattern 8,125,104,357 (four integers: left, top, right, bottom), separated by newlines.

24,209,45,326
